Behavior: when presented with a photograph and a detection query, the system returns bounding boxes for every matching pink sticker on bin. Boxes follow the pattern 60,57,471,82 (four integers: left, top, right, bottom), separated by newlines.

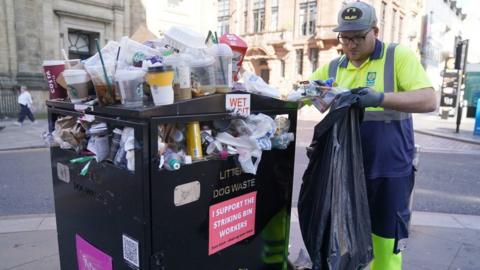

208,191,257,255
76,234,113,270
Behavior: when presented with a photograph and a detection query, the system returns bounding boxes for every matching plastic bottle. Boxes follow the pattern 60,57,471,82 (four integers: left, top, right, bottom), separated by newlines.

271,132,295,149
163,150,181,171
164,54,192,101
201,130,215,153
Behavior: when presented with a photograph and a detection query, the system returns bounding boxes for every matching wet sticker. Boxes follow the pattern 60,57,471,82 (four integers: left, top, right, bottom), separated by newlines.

226,94,250,116
57,162,70,183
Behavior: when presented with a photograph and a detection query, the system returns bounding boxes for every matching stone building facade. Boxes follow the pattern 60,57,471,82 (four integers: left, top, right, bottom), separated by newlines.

0,0,146,115
420,0,467,90
217,0,425,95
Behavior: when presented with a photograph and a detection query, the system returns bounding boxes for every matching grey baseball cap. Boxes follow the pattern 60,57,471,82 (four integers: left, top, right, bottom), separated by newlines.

333,1,377,32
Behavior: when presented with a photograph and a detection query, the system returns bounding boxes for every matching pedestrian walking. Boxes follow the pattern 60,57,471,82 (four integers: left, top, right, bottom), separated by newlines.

15,85,36,126
307,1,436,269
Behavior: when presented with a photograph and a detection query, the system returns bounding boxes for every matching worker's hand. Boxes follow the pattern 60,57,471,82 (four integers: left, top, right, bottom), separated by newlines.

351,87,384,108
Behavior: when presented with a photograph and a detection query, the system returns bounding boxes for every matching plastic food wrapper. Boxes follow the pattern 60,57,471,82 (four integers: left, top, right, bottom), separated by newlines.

241,70,280,99
83,41,120,68
53,116,87,151
87,135,110,162
164,26,207,51
271,132,294,150
288,79,348,113
298,92,373,270
117,36,162,69
114,127,135,171
213,113,276,174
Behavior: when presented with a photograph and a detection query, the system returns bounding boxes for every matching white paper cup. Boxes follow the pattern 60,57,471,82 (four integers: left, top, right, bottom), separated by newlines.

63,69,92,103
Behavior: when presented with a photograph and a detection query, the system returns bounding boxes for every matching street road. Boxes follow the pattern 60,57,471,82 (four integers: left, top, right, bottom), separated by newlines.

292,120,480,216
0,148,54,216
0,128,479,216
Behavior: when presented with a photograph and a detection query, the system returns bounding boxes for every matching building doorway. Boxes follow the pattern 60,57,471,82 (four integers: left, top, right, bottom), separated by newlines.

67,29,100,60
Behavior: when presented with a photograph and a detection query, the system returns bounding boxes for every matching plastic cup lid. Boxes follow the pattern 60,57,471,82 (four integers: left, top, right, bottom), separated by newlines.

63,69,90,83
163,54,192,66
190,56,215,67
115,69,146,80
207,44,233,57
43,60,65,66
148,65,174,72
63,69,88,76
164,26,207,50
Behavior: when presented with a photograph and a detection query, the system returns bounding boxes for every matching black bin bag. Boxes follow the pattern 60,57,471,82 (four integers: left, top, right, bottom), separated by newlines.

298,92,373,270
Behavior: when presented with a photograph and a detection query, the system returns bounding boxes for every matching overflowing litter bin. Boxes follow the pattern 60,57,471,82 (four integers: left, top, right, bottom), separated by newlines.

47,93,297,270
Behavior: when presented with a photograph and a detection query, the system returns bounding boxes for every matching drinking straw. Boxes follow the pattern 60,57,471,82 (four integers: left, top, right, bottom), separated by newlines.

205,30,212,45
214,32,227,87
94,39,113,101
113,47,121,82
61,49,71,69
114,47,121,74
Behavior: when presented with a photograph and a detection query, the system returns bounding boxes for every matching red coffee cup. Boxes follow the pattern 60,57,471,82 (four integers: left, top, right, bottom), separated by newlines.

43,60,67,99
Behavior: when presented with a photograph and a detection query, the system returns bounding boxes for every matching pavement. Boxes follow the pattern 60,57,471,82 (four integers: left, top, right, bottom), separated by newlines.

0,108,479,269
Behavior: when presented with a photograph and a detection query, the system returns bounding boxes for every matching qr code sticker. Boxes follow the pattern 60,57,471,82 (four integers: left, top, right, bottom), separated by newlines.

122,234,139,268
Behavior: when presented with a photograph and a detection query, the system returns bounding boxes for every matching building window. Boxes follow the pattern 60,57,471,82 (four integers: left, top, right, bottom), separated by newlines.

218,0,230,35
309,48,318,72
270,0,279,31
299,0,317,36
380,1,387,39
296,49,304,75
280,60,285,78
68,29,98,60
253,0,265,33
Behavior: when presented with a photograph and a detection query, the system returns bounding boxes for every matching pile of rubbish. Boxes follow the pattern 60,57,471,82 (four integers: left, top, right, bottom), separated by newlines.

46,113,294,175
47,115,136,174
157,114,294,174
42,26,282,108
42,26,353,175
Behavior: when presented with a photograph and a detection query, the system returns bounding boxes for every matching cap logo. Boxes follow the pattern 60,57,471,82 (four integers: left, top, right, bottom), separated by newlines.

342,7,363,21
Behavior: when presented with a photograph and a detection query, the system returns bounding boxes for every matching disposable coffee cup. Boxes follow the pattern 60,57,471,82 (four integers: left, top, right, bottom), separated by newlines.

63,69,92,103
115,69,146,107
207,44,233,93
190,57,216,96
86,64,116,106
146,65,175,106
42,60,67,99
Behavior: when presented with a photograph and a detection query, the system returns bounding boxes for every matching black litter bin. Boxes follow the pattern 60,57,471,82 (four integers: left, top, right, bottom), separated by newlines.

47,93,297,270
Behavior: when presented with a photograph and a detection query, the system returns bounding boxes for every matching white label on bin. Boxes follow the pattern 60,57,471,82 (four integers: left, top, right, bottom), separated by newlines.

74,104,92,112
122,234,139,268
57,162,70,183
174,181,201,206
80,114,95,122
225,94,250,117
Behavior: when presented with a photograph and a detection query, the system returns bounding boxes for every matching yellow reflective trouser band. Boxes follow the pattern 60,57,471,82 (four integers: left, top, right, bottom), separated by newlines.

261,241,285,264
371,234,402,270
261,209,288,264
